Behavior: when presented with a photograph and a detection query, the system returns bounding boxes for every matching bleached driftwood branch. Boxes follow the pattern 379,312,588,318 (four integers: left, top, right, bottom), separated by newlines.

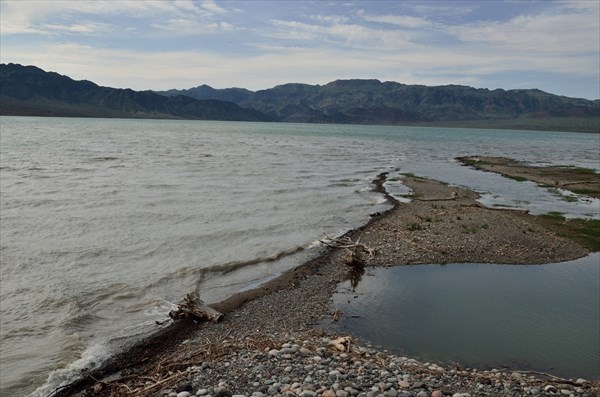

169,292,223,323
561,181,597,187
320,234,375,267
414,191,458,201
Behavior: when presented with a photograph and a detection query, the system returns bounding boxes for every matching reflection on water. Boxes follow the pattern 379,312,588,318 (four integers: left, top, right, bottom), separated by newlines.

326,253,600,380
347,266,365,292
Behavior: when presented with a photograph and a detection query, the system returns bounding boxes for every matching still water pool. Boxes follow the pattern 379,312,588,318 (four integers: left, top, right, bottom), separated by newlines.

327,253,600,379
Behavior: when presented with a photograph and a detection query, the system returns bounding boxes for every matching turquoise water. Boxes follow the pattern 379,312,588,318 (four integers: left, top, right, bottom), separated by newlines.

1,117,598,395
328,254,600,380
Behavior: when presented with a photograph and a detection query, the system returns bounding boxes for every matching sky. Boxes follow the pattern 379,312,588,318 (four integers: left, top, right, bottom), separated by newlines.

1,0,599,99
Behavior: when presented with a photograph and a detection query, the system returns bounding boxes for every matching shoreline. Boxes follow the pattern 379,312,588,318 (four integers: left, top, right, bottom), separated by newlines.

52,172,598,397
456,156,600,200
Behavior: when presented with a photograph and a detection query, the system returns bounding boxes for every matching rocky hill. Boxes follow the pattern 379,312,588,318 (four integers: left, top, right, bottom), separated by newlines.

1,63,598,131
0,63,269,121
160,79,599,132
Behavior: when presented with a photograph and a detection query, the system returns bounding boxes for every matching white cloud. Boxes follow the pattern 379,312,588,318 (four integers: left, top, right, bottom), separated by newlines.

408,3,477,18
448,7,600,53
152,18,235,35
0,0,230,35
199,0,227,14
359,12,435,29
269,19,416,50
310,14,350,24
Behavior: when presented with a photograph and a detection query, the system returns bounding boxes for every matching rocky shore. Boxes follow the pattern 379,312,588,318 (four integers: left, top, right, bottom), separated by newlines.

120,334,597,397
59,172,598,397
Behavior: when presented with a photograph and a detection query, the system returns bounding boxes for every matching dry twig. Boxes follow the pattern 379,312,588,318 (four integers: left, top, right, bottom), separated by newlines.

320,234,375,268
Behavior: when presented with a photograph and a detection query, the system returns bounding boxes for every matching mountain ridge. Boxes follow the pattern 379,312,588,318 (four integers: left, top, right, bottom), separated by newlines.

0,63,269,121
1,63,598,132
160,79,599,126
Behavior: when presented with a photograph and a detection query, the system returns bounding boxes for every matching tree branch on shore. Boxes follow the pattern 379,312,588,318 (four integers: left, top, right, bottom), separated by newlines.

320,235,375,268
413,191,458,201
561,181,597,187
460,203,529,213
169,292,223,323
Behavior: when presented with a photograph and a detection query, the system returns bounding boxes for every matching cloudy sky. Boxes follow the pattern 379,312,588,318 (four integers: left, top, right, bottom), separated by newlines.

1,0,599,99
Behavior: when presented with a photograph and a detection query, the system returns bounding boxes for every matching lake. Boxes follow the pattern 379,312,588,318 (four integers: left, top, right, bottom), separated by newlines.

0,117,598,395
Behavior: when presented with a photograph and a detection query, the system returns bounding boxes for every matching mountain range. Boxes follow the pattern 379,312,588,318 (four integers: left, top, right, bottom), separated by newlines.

0,63,268,121
2,63,598,132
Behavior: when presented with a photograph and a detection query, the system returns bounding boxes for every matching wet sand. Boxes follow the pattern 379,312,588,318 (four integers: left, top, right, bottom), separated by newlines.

53,172,599,396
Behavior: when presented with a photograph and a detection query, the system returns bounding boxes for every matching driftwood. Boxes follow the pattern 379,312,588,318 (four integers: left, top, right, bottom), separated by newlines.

320,235,375,268
561,181,597,187
169,292,223,323
414,191,458,201
461,203,529,213
331,308,343,322
328,336,352,352
510,370,584,386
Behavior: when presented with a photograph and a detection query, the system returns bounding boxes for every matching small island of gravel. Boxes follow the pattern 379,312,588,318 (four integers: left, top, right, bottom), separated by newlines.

457,156,600,199
56,170,599,397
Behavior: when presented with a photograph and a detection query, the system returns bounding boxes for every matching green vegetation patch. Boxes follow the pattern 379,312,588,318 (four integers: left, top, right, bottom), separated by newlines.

541,211,566,221
505,174,528,182
539,214,600,251
400,172,427,181
407,222,426,231
566,166,597,175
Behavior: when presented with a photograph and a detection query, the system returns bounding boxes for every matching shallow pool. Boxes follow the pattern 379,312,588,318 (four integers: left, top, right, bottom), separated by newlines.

325,253,600,379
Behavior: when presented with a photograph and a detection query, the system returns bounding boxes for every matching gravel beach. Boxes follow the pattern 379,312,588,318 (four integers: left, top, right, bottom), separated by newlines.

58,174,598,397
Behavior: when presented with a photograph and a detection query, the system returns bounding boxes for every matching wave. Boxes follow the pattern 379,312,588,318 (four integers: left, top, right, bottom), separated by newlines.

145,242,318,294
27,343,110,397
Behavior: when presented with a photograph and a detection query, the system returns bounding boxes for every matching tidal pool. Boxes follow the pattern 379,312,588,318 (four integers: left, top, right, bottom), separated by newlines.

325,253,600,380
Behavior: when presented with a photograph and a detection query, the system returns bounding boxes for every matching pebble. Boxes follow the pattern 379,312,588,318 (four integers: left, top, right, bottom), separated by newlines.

134,332,598,397
398,380,410,389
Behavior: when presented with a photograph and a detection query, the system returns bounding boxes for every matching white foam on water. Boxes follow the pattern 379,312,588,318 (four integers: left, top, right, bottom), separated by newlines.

28,343,110,397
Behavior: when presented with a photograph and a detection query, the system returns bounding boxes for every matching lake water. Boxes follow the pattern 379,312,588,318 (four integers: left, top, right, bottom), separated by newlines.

0,117,598,396
326,253,600,380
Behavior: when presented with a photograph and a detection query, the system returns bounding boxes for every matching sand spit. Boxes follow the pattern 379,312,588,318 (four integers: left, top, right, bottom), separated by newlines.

53,173,598,397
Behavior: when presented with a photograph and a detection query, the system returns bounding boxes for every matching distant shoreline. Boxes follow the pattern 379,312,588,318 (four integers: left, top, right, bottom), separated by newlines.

2,113,599,134
50,166,599,396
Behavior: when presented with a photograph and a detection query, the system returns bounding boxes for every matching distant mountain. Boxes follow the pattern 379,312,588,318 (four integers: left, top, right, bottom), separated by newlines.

159,79,600,132
0,63,269,121
1,63,598,132
160,84,254,104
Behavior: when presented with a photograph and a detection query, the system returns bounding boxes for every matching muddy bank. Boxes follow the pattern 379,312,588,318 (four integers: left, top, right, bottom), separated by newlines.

53,173,598,396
